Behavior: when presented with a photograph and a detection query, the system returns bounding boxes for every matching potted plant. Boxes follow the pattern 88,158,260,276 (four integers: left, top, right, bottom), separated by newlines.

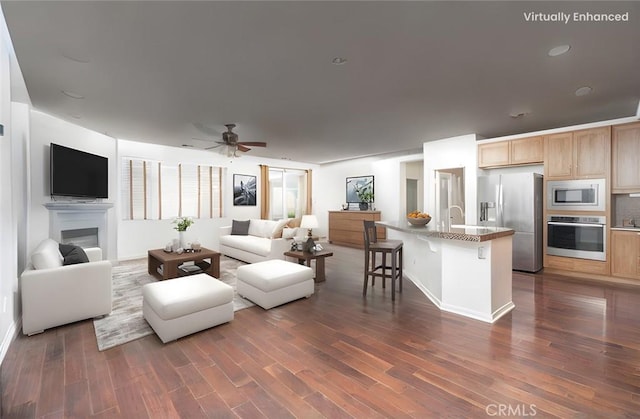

354,185,374,211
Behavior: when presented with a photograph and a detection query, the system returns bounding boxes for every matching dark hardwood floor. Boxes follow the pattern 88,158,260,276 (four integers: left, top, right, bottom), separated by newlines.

2,244,640,418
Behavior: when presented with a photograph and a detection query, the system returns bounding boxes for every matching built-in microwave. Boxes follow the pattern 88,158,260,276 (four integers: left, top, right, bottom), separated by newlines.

547,179,605,212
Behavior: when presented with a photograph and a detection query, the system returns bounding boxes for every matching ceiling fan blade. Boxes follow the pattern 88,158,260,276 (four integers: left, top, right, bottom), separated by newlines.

205,143,224,150
237,144,251,152
238,142,267,147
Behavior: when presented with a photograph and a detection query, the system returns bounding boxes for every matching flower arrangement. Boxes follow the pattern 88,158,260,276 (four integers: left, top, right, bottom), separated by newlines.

173,216,194,232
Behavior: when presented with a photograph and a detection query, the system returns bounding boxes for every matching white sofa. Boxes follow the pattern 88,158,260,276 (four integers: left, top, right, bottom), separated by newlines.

219,219,297,264
21,238,112,335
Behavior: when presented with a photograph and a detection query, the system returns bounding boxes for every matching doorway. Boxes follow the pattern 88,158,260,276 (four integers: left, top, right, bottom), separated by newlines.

406,179,418,213
435,167,465,226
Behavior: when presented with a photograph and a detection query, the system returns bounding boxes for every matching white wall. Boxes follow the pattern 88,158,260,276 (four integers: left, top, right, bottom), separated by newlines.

424,134,479,226
28,111,119,260
117,139,318,260
0,8,30,364
314,157,376,236
315,152,424,237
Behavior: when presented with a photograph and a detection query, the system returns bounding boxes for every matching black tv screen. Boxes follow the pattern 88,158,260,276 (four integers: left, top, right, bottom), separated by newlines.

50,143,108,199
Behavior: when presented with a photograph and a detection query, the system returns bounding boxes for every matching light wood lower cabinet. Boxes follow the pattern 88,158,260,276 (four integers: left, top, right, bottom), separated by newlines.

611,230,640,279
545,255,610,276
328,210,384,248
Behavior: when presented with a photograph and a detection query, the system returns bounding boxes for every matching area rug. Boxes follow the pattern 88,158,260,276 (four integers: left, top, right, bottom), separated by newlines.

93,256,252,351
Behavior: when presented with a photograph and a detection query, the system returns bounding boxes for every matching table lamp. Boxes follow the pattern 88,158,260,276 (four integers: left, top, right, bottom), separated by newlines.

300,215,319,238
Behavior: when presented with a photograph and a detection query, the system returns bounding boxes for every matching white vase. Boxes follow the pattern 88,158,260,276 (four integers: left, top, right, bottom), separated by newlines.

179,231,186,249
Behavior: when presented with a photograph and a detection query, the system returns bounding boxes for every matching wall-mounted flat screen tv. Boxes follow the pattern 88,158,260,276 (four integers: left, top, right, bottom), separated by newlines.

50,143,108,199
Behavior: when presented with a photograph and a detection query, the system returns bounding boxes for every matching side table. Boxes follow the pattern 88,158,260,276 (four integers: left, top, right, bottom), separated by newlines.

284,250,334,283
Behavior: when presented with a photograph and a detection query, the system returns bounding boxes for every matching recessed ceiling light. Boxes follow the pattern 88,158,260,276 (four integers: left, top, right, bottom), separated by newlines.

575,86,593,96
61,90,85,99
331,57,347,65
548,45,571,57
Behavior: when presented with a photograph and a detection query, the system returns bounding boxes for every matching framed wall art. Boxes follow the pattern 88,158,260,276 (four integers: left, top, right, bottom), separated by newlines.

233,174,257,206
346,175,374,204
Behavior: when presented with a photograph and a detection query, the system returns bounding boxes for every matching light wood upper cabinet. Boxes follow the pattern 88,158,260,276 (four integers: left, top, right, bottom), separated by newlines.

544,132,573,178
611,230,640,279
478,136,543,168
478,141,510,168
612,122,640,193
544,127,610,179
510,136,544,165
574,127,610,178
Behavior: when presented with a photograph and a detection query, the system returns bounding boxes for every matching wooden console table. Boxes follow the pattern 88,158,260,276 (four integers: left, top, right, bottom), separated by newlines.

328,210,385,249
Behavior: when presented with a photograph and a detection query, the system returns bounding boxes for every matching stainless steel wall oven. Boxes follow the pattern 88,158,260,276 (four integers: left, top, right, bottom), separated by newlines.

546,215,606,261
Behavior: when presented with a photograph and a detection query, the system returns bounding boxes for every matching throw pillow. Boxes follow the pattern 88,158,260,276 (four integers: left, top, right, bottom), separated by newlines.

282,227,298,239
31,238,64,270
261,220,277,238
287,218,302,228
231,219,250,235
59,243,90,265
271,219,290,238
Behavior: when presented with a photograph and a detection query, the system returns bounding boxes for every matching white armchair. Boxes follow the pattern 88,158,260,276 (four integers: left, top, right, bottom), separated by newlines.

21,240,112,335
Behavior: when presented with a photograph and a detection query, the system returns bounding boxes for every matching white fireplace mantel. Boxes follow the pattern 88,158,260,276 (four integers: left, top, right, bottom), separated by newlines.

44,202,114,212
44,202,115,259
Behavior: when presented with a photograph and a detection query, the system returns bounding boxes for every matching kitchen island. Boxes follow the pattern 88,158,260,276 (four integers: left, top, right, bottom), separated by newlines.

377,221,515,323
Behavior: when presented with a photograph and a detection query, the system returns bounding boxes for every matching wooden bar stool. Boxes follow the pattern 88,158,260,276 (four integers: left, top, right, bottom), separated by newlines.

363,220,403,301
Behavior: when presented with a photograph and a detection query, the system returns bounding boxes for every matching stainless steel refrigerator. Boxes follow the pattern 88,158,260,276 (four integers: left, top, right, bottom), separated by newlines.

477,173,543,272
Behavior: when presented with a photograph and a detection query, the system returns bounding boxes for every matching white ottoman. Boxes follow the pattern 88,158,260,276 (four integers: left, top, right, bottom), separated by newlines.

142,273,234,343
237,260,314,309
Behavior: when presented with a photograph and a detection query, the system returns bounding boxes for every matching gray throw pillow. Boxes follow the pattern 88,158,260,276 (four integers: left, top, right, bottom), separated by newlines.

231,220,250,235
58,243,90,265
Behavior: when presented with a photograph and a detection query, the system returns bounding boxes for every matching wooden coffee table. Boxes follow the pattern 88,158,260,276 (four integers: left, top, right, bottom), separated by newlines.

284,249,334,283
148,247,220,280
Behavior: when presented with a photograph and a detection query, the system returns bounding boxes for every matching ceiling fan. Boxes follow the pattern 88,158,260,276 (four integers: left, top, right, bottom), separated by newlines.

203,124,267,157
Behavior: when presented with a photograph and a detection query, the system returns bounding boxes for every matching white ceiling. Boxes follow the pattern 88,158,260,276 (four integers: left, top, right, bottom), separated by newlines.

2,1,639,164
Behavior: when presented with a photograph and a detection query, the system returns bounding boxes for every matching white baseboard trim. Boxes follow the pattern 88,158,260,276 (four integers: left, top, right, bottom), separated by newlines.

0,318,20,366
404,272,442,308
405,272,515,324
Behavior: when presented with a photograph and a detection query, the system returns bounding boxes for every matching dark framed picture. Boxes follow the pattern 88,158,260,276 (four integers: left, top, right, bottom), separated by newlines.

233,174,257,206
346,175,374,203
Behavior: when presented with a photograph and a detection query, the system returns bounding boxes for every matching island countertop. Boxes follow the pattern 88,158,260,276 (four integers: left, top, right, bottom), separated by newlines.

377,220,514,242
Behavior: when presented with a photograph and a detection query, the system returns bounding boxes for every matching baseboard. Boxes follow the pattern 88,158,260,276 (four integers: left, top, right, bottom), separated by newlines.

0,318,20,366
404,272,442,308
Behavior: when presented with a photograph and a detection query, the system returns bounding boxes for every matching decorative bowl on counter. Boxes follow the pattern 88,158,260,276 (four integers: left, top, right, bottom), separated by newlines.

407,216,431,226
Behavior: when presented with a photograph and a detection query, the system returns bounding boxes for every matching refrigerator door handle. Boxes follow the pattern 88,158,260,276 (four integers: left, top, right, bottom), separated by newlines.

497,183,504,227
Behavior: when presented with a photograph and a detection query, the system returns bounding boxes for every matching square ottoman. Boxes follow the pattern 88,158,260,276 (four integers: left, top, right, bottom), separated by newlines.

237,259,314,309
142,273,234,343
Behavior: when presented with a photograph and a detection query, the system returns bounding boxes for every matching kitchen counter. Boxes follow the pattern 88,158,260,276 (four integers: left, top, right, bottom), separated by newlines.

377,220,515,323
378,220,514,242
